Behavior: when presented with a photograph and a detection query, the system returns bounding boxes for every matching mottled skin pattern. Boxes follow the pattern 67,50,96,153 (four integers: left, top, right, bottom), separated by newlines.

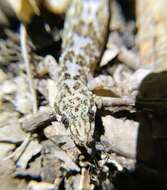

54,0,109,146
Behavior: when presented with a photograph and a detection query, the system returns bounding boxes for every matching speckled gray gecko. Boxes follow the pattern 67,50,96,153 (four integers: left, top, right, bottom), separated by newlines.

54,0,110,146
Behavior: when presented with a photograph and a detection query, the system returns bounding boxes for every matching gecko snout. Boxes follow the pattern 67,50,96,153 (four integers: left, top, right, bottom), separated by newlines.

70,118,95,146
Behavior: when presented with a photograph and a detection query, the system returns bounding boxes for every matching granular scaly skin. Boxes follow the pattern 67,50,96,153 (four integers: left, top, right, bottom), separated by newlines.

55,0,110,146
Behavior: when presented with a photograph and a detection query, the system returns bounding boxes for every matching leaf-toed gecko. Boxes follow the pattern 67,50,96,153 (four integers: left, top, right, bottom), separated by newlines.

54,0,110,146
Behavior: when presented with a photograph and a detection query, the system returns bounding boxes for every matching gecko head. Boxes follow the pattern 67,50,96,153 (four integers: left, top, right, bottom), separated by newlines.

61,99,97,146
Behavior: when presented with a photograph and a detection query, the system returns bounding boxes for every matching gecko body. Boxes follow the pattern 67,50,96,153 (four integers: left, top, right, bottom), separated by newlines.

54,0,110,146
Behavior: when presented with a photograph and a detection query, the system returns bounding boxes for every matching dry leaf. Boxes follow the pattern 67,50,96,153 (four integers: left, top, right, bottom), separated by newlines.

0,117,26,143
53,148,80,172
0,143,15,159
101,115,139,158
28,181,55,190
100,48,119,67
16,139,42,169
16,156,42,178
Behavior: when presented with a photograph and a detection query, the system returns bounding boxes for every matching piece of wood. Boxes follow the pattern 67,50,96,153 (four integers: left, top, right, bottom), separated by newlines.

21,110,57,132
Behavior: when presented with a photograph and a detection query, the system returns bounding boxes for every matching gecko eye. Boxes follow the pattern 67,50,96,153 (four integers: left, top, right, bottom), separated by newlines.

88,108,95,122
62,114,69,128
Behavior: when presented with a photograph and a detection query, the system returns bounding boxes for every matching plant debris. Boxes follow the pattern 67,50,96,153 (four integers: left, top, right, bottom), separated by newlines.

0,0,167,190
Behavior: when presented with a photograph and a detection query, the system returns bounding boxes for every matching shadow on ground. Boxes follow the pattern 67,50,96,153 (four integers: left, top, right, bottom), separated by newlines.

113,71,167,190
